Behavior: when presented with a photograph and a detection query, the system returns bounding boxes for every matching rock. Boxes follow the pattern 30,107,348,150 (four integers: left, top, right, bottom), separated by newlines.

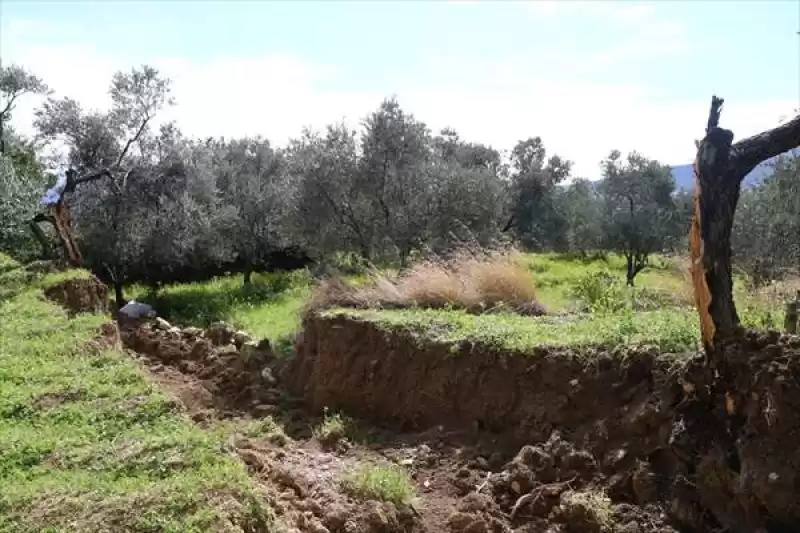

154,317,173,331
261,367,278,386
233,330,253,347
119,300,156,318
189,339,213,360
183,327,204,337
215,344,239,357
240,340,260,360
207,321,235,346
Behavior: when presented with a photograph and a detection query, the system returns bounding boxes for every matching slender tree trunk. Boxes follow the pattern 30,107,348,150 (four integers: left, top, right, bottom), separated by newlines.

114,282,126,309
626,254,636,286
691,96,800,356
29,218,53,259
243,268,253,287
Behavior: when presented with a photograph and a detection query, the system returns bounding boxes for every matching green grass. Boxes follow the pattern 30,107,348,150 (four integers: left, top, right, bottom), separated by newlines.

0,262,274,532
329,307,701,354
128,270,311,345
341,463,417,507
123,251,785,357
522,252,688,312
38,268,93,289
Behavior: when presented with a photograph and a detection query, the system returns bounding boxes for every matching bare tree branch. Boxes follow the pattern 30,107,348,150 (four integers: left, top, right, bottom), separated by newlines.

729,113,800,180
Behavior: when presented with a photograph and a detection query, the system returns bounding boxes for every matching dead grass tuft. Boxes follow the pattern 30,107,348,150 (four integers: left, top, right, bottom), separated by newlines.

304,248,544,317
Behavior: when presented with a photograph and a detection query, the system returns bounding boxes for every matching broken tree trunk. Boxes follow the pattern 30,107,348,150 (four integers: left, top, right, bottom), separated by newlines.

31,168,112,267
690,96,800,357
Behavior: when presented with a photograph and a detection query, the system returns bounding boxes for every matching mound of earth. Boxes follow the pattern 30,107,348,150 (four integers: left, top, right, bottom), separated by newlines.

43,274,109,315
285,312,800,532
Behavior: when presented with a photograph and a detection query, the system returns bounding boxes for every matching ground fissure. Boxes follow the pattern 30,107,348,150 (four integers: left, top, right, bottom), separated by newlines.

37,274,800,533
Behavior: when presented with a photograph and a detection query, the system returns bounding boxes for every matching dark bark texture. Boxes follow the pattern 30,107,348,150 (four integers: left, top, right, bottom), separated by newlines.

693,96,800,355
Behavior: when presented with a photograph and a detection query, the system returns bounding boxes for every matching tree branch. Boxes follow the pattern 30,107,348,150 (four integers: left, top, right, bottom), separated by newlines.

729,113,800,180
115,112,151,170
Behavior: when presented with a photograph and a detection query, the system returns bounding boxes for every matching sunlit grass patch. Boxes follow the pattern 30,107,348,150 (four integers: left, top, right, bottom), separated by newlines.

0,272,274,532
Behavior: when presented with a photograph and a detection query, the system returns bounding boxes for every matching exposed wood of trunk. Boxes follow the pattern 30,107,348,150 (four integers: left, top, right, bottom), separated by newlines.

691,96,800,354
31,169,112,266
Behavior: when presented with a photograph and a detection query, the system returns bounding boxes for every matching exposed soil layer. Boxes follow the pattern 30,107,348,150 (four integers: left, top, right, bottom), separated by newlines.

284,313,800,532
117,318,678,533
43,275,109,315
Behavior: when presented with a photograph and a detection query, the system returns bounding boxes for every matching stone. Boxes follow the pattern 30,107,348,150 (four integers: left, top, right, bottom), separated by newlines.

240,340,259,360
154,317,173,331
183,326,204,337
215,344,238,357
207,321,235,346
233,330,253,348
119,300,156,318
261,367,278,386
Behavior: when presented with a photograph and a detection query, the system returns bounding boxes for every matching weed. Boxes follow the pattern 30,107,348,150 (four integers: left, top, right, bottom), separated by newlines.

306,248,541,315
341,463,417,506
312,408,349,448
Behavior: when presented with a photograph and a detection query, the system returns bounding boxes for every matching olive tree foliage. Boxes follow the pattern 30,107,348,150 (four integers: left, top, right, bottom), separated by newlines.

33,65,186,287
598,150,681,285
426,128,508,251
358,98,434,264
506,137,572,250
286,100,510,265
733,153,800,284
561,178,602,255
287,123,373,259
210,137,297,282
0,65,51,260
0,64,50,152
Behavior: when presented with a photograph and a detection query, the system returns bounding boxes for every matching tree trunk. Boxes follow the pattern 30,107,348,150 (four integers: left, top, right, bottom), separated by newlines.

625,254,636,286
243,268,253,287
29,218,54,259
691,96,800,356
114,281,126,309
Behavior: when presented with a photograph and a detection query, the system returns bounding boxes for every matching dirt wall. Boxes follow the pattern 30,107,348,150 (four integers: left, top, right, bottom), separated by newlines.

285,313,800,532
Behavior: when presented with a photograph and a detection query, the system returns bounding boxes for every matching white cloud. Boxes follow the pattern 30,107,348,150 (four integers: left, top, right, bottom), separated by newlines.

3,16,796,179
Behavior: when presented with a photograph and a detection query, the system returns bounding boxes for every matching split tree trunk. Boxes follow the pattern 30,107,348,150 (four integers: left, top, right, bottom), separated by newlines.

691,96,800,357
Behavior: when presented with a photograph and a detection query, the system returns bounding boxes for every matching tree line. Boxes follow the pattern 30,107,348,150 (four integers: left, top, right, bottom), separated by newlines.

1,64,797,298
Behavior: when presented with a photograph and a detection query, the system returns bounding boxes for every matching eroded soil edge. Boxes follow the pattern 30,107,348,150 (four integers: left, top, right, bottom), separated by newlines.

283,314,800,533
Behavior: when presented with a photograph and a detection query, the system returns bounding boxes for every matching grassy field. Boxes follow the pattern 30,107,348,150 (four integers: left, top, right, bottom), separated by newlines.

0,257,274,532
125,252,788,354
329,307,700,354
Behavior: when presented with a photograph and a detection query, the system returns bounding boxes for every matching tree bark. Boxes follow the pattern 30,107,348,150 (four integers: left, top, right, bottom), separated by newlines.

691,96,800,355
114,281,126,310
626,254,636,286
30,214,55,259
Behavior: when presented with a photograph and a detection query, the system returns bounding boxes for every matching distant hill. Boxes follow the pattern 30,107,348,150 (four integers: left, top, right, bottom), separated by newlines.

669,147,800,191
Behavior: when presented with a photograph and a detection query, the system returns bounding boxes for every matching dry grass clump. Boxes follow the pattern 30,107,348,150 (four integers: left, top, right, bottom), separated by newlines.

304,248,545,316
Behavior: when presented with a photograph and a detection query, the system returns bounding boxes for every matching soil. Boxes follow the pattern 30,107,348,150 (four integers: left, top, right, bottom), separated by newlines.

50,275,800,533
43,275,109,315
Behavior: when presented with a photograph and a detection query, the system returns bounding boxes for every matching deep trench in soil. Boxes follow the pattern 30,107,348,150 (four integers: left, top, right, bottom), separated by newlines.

102,304,800,533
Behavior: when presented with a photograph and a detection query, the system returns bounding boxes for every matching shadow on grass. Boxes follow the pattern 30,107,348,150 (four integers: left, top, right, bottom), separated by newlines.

138,275,297,328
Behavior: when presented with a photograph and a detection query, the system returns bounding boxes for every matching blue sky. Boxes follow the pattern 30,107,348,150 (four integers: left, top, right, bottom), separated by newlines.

3,0,799,176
